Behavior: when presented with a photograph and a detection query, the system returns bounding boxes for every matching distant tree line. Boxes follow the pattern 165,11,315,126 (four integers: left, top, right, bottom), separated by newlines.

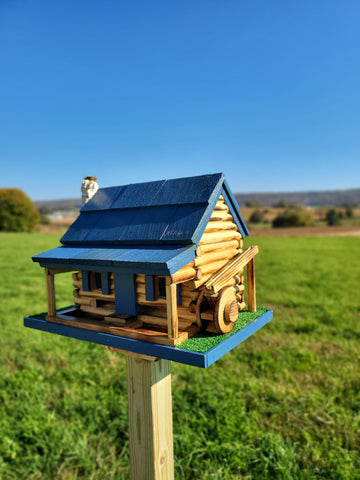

246,202,355,228
238,189,360,208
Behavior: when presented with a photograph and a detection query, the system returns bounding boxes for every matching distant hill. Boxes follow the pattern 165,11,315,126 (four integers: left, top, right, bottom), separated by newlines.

234,188,360,207
34,187,360,212
35,198,81,211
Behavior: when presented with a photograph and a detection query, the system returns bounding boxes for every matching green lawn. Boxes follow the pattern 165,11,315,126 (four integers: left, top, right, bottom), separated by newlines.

0,233,359,479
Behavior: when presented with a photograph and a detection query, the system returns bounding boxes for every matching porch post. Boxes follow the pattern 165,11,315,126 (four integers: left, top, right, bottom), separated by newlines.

247,257,256,312
165,278,178,339
45,268,56,316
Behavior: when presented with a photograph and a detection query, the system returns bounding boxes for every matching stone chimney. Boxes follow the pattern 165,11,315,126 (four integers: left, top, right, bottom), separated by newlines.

81,176,99,205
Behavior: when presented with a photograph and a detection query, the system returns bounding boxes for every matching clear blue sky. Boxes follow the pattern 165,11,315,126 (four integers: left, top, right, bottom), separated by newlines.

1,0,359,200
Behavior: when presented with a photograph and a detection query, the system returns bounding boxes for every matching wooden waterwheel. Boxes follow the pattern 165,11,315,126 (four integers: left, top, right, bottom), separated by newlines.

213,286,239,333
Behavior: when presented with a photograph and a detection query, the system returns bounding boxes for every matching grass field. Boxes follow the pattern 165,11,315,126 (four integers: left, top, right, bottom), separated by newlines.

0,233,359,479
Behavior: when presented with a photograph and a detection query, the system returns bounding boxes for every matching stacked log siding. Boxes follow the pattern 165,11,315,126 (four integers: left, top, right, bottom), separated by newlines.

72,271,116,317
192,196,244,290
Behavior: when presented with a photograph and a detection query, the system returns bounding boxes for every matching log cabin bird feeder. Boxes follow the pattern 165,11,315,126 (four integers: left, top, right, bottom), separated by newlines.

25,173,272,480
31,173,259,346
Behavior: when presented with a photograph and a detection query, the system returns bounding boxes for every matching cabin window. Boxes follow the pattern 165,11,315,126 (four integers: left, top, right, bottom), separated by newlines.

145,275,166,300
144,275,182,305
92,272,102,291
82,270,111,295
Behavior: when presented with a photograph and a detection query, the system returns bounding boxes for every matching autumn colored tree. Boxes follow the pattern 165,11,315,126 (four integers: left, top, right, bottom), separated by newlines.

0,188,39,232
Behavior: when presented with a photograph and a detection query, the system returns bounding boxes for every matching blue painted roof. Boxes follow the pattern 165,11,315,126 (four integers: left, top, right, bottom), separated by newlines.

33,173,249,273
60,173,247,246
33,245,196,276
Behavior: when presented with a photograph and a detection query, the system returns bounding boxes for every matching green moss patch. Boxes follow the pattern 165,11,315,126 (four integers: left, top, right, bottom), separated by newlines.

177,306,268,353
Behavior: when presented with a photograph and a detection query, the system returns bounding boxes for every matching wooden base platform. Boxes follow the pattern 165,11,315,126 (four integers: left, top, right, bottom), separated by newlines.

46,308,199,346
25,307,273,368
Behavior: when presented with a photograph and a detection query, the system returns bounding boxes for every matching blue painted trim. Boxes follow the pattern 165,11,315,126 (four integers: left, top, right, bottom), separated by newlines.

166,246,196,276
205,310,272,367
101,272,110,295
176,284,181,306
82,271,91,291
24,309,273,368
222,181,249,237
191,173,224,245
145,275,156,301
191,175,250,245
191,201,217,246
35,262,172,276
113,273,137,315
33,245,196,277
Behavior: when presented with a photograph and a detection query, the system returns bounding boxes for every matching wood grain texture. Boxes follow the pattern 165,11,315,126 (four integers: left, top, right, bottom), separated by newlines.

136,315,194,331
214,203,228,211
102,345,158,362
205,245,259,293
170,262,199,283
135,293,197,310
247,257,256,312
138,304,196,323
73,291,97,307
204,221,238,232
194,247,239,267
199,258,236,277
214,287,238,333
126,357,174,480
74,289,115,301
25,309,273,368
166,279,178,339
46,311,190,346
198,230,242,246
195,289,205,328
190,272,216,290
45,268,56,316
209,210,233,222
196,239,240,256
80,304,115,317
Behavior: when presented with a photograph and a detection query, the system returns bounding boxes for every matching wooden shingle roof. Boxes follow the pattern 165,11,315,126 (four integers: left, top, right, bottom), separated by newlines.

33,173,248,275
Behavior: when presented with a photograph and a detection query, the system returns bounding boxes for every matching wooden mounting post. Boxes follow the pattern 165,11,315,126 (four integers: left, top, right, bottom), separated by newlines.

126,356,174,480
247,257,256,312
45,268,56,316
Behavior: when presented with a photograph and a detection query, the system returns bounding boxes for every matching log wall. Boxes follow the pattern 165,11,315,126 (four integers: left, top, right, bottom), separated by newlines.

195,195,246,312
72,271,116,317
135,274,197,328
191,195,244,291
72,272,198,328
